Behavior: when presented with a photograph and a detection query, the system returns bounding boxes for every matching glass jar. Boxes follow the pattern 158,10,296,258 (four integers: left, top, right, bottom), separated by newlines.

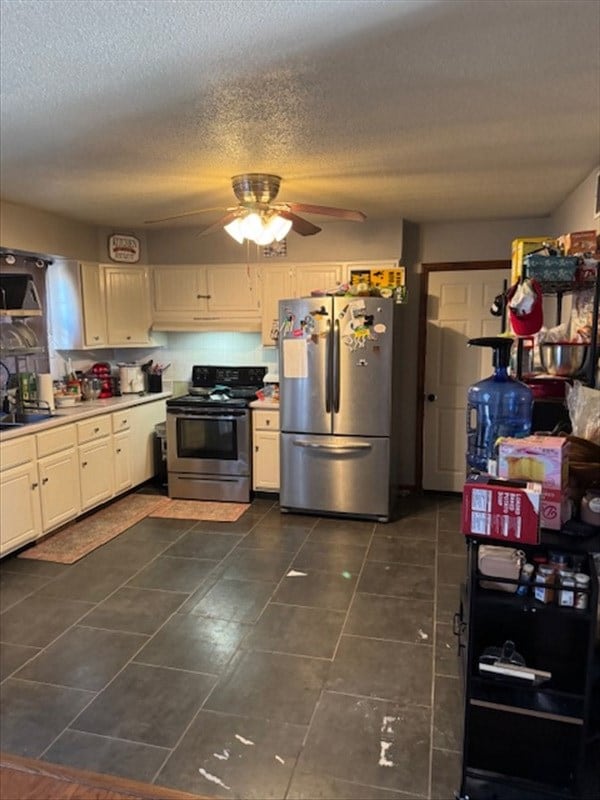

581,490,600,527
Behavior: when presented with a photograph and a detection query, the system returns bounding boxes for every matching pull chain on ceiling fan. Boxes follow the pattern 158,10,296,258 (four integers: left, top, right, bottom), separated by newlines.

145,173,366,244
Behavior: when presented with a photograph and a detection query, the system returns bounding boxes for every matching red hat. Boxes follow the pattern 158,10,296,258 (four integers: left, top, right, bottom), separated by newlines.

507,279,543,336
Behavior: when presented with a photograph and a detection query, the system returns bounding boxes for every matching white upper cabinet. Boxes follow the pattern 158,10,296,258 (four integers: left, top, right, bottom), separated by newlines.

151,264,260,331
80,261,108,345
103,265,152,345
258,263,345,346
47,261,152,348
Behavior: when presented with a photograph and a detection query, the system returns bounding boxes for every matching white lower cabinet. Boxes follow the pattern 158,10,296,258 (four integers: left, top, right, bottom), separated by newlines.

38,449,80,531
36,424,80,533
128,400,167,485
113,430,132,493
252,409,280,491
79,438,114,511
0,398,167,558
0,461,42,556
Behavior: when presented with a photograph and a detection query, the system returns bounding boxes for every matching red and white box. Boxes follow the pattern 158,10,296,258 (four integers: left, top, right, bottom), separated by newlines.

462,475,542,545
497,436,571,530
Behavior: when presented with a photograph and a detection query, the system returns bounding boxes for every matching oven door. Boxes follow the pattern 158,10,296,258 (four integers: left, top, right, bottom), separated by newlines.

166,407,250,477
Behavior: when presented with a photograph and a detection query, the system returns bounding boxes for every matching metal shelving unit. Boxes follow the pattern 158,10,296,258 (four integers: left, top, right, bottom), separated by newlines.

457,536,600,800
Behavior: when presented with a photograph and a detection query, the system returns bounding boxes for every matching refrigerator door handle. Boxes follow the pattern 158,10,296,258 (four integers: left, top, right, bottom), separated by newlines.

333,318,341,413
325,317,332,413
292,440,372,452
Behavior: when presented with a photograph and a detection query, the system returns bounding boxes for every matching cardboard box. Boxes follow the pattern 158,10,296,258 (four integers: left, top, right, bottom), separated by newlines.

558,230,598,256
511,238,556,283
540,488,572,531
498,436,569,491
350,267,405,288
462,475,542,544
498,436,571,531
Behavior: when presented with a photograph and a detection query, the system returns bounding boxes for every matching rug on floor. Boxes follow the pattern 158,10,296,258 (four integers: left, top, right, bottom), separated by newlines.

18,494,168,564
148,498,249,522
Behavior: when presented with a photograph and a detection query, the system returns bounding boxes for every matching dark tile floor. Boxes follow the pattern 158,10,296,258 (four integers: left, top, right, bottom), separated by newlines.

0,492,466,800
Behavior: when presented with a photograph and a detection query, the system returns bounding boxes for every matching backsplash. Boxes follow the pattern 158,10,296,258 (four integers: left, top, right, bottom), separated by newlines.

53,331,279,389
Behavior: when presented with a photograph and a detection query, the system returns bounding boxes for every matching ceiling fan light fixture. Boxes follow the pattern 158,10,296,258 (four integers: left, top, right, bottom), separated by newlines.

223,210,292,245
223,217,245,244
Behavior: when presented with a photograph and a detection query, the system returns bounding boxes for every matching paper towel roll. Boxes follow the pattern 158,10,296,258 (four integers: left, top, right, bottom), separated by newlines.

37,373,55,411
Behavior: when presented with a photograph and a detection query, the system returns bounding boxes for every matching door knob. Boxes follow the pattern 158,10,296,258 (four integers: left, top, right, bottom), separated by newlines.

427,393,437,402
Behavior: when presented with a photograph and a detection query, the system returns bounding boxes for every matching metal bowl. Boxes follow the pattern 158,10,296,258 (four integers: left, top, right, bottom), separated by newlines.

539,342,588,377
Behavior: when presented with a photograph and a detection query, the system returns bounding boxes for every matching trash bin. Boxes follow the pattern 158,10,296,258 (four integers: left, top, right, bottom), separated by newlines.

154,422,168,487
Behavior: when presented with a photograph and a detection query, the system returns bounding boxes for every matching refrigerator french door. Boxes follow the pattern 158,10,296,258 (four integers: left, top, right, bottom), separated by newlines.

279,296,399,521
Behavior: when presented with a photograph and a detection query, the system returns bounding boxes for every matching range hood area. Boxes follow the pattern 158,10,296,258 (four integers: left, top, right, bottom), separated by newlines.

0,272,42,314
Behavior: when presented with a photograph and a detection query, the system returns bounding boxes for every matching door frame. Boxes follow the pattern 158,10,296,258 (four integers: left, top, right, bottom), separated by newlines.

415,259,510,490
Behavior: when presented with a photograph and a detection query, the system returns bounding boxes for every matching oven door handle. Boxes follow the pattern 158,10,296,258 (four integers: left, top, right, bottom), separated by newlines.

168,411,247,421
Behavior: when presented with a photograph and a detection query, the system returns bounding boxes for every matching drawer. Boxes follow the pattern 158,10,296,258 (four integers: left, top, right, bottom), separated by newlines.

253,409,280,431
0,435,36,471
77,415,111,444
37,424,77,458
112,410,132,433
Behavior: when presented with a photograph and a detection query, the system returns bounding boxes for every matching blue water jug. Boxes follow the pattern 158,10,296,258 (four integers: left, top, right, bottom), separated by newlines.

466,337,533,474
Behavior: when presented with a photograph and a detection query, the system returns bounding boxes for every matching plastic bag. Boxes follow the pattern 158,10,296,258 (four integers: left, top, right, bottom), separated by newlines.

566,381,600,444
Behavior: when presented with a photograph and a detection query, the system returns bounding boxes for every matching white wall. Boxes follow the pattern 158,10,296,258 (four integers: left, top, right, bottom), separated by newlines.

418,217,553,264
0,199,99,261
551,167,599,236
147,217,402,265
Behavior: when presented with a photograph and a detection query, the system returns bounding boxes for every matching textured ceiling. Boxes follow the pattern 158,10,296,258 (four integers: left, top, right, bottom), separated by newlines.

1,0,599,229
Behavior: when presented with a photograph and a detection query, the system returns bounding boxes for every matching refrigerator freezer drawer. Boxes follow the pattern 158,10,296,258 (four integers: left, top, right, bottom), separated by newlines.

280,433,390,520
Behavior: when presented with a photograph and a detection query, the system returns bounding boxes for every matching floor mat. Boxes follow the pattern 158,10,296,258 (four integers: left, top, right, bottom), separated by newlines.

18,494,168,564
148,498,250,522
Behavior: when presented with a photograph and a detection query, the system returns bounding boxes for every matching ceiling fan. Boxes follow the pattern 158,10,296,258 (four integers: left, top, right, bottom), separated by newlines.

144,173,366,244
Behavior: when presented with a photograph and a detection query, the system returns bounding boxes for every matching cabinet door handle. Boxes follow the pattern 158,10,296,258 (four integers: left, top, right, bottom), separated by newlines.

126,335,131,340
255,445,259,452
82,461,88,468
116,448,121,454
94,427,100,433
196,294,212,299
266,419,270,426
31,482,38,490
42,477,49,485
93,335,100,341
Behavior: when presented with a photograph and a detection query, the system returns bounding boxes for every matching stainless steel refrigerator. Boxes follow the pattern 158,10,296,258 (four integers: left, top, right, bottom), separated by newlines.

278,295,402,521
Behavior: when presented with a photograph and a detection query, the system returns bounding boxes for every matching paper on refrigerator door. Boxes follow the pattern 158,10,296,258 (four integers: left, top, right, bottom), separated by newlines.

283,338,308,378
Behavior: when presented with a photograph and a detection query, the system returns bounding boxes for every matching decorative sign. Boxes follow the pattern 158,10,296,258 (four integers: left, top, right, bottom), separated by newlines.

108,233,140,263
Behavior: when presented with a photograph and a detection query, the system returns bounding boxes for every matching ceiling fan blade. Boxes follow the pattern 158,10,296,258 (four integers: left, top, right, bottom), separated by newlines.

277,210,321,236
144,207,230,224
195,210,241,237
283,202,366,222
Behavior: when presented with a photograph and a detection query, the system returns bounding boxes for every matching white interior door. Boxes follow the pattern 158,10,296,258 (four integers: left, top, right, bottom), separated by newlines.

422,268,509,492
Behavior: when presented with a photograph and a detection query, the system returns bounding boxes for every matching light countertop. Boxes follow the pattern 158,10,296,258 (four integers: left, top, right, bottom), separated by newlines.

249,399,280,410
0,392,172,441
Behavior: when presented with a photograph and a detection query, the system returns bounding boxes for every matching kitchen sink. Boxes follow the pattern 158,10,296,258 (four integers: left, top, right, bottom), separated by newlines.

0,412,65,429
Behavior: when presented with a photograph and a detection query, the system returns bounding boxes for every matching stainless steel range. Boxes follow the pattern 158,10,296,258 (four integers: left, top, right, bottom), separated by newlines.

166,366,267,502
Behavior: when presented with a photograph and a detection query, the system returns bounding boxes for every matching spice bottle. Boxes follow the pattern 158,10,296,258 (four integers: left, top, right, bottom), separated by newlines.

574,573,590,610
534,565,555,604
558,569,575,607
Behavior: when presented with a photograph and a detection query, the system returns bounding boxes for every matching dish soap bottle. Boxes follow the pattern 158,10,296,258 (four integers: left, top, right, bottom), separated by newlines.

466,336,533,475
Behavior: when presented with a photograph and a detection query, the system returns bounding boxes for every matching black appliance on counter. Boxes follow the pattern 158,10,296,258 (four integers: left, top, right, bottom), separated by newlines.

166,366,267,502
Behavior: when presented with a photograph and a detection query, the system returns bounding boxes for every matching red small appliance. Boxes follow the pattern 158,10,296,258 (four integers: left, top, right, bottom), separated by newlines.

90,362,113,398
